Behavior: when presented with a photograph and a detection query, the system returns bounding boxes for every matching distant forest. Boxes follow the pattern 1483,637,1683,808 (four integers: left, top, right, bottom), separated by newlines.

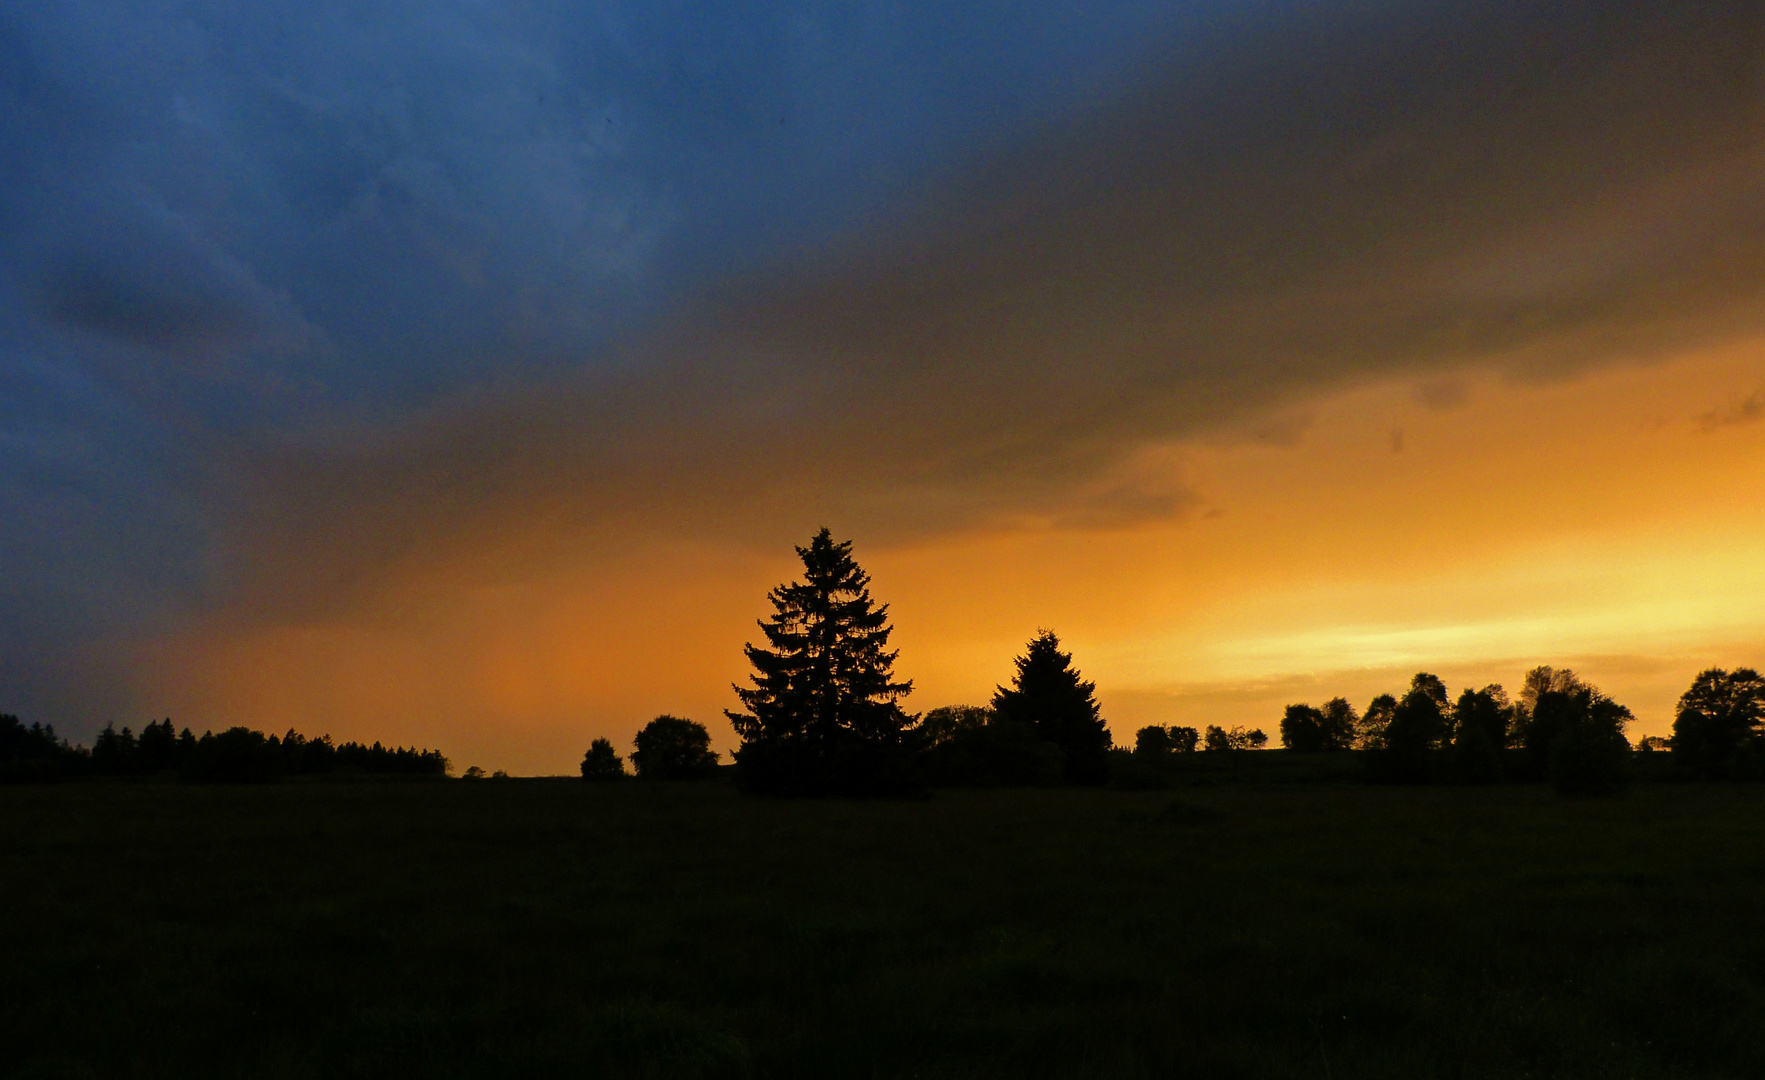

7,531,1762,794
0,717,446,783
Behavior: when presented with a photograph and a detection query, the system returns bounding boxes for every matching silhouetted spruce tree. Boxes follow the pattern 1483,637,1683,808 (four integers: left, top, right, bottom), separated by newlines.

1671,667,1765,779
727,528,915,795
993,630,1111,784
631,716,718,780
580,737,626,780
136,719,187,774
90,723,141,776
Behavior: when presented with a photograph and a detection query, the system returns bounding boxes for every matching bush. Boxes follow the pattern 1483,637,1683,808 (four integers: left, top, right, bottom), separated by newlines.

736,736,921,797
631,716,720,781
924,718,1063,787
580,738,625,781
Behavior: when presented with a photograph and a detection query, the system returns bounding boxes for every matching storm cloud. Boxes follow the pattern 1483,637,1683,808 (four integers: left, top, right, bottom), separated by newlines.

2,0,1762,726
222,1,1765,605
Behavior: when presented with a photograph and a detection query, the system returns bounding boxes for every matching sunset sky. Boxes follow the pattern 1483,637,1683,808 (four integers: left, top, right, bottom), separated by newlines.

4,1,1762,773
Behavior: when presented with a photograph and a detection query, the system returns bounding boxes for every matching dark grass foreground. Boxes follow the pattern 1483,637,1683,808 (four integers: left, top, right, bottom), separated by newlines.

3,780,1763,1078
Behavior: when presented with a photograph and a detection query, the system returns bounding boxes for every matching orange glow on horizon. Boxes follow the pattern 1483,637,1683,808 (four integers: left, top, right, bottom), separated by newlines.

131,337,1765,773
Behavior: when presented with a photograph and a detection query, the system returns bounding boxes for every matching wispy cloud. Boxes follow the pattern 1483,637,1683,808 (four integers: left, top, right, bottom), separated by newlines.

1696,390,1765,433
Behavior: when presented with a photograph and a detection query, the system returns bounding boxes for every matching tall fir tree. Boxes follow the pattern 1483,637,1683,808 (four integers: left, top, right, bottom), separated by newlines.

727,528,914,793
992,630,1111,784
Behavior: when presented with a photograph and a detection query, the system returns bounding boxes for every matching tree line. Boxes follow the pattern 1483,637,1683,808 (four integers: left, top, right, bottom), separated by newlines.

0,716,448,783
580,529,1765,798
1128,664,1763,795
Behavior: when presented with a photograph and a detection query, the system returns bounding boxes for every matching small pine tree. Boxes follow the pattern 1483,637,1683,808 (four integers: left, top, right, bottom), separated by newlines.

727,528,915,795
993,630,1110,784
580,737,625,781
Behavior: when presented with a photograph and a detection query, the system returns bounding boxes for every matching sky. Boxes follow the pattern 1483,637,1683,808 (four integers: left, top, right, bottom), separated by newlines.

2,0,1762,773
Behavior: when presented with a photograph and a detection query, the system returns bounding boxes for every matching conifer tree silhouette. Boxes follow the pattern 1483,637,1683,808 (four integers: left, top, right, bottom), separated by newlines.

992,630,1111,784
727,528,914,794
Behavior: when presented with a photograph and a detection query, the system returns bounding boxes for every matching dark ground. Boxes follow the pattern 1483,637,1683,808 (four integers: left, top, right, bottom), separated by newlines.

2,773,1762,1078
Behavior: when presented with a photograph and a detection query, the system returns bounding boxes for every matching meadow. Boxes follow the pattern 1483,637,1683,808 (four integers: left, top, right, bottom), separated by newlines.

3,771,1762,1078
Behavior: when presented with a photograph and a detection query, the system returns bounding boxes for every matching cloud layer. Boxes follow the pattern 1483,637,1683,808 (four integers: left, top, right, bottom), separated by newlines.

2,0,1762,732
221,1,1765,606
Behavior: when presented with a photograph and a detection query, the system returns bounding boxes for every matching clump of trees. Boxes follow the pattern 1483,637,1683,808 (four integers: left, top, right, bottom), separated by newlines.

577,716,723,783
918,632,1111,788
0,715,86,782
0,714,448,784
1135,724,1200,755
1280,700,1355,752
921,704,1064,787
1204,725,1268,752
1279,667,1634,795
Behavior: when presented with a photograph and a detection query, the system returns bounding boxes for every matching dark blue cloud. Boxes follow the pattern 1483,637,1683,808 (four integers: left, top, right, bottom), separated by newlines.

0,0,1206,721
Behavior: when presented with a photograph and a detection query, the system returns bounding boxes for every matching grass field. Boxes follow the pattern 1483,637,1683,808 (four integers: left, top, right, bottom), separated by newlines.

3,777,1762,1078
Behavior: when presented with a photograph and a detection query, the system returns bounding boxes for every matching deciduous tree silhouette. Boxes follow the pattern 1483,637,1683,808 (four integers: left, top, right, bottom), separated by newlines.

1357,694,1398,750
1671,667,1765,778
1375,674,1452,782
1318,698,1358,750
1544,686,1632,796
580,737,626,781
993,630,1111,784
1451,686,1511,783
1133,724,1198,756
631,716,719,781
1203,725,1267,751
1280,705,1327,752
1281,702,1355,752
727,528,915,795
918,706,992,747
1512,666,1586,767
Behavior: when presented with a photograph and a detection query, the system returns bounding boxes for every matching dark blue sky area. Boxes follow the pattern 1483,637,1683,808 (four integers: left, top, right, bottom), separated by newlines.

0,0,1207,671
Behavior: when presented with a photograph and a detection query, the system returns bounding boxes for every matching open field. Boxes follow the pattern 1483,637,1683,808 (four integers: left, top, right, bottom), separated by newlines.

3,778,1763,1078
